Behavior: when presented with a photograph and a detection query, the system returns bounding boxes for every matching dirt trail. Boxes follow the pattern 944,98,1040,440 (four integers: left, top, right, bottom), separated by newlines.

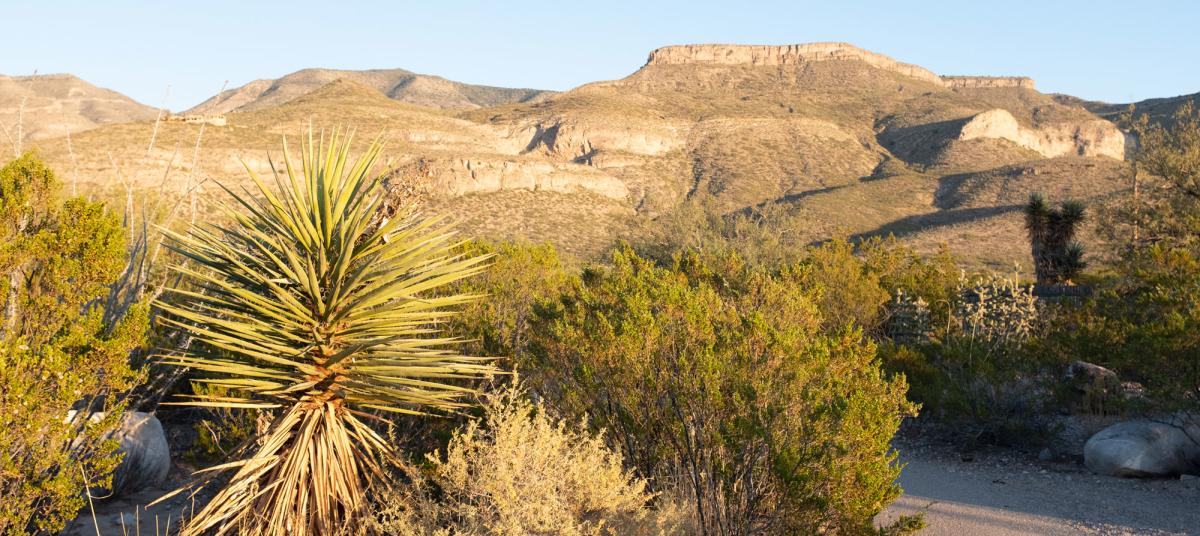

877,443,1200,535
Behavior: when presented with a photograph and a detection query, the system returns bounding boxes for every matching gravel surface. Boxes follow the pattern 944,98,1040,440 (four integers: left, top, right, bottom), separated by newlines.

877,440,1200,535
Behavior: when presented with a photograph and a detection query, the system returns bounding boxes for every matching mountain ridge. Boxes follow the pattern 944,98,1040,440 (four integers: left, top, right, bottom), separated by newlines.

0,73,158,142
23,42,1171,268
185,68,553,115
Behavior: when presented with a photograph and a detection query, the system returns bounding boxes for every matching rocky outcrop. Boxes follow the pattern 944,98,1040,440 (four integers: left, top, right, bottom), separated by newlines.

645,43,945,85
958,108,1126,160
942,76,1036,90
424,157,629,200
1085,418,1200,477
518,119,686,159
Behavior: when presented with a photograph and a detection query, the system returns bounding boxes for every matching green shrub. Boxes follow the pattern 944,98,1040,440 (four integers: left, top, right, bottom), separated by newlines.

527,247,915,535
0,153,147,535
185,382,261,465
1037,246,1200,419
445,240,571,358
796,237,892,333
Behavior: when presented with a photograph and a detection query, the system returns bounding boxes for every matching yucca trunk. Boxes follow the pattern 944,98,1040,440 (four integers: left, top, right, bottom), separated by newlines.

184,403,379,535
154,131,495,535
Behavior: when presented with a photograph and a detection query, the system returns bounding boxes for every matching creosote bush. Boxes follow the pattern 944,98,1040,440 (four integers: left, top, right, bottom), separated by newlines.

527,246,917,535
0,153,148,535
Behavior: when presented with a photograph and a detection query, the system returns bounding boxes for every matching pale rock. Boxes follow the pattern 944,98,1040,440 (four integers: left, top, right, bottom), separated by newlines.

106,412,172,496
958,108,1126,160
942,76,1036,89
1084,418,1200,477
518,119,685,159
426,157,629,200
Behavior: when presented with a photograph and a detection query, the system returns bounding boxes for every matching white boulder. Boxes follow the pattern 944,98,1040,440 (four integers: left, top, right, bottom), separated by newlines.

1084,418,1200,477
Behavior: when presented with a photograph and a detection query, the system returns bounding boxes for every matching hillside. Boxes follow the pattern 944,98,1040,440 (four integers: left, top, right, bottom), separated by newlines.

186,68,553,114
30,43,1135,268
0,73,158,144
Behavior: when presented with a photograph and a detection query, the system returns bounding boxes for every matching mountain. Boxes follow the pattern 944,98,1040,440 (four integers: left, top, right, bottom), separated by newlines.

1054,90,1200,129
185,68,553,114
30,43,1136,269
0,73,158,143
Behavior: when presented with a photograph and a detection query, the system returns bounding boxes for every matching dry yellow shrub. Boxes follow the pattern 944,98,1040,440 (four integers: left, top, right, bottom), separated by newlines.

368,382,693,535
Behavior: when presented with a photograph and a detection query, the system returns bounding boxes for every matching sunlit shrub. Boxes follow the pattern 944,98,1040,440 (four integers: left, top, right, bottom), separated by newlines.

528,247,915,535
368,382,678,536
0,153,147,535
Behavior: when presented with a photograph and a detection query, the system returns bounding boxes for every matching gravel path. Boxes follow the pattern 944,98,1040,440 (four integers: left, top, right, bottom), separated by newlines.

877,442,1200,535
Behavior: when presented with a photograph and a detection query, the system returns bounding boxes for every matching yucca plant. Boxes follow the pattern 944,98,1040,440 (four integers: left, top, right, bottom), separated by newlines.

153,131,496,535
1024,194,1086,284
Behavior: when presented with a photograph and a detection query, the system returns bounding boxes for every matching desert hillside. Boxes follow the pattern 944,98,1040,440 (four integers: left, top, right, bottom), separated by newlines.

29,43,1137,268
0,73,158,142
186,67,553,114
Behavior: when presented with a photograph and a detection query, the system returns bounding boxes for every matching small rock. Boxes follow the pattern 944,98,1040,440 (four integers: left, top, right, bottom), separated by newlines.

1039,447,1054,462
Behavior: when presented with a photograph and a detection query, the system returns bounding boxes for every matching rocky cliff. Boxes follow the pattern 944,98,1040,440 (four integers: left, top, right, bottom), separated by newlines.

958,108,1126,159
942,76,1036,90
644,44,1041,92
645,43,945,85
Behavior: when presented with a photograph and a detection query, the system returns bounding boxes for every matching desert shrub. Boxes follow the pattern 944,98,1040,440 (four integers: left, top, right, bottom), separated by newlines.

631,199,815,269
0,153,148,534
367,382,680,536
527,247,915,535
1116,102,1200,249
185,382,262,465
1037,246,1200,419
859,237,958,327
880,272,1053,445
796,237,892,333
444,240,571,358
790,237,958,336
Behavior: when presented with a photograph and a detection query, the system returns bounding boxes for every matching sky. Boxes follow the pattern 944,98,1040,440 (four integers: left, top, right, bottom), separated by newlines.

3,0,1197,111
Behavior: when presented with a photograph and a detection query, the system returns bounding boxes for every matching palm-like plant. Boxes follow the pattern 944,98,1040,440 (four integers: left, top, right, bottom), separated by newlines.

1024,194,1086,284
153,131,495,535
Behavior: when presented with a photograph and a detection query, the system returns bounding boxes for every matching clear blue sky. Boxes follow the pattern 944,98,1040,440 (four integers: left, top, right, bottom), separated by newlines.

4,0,1196,111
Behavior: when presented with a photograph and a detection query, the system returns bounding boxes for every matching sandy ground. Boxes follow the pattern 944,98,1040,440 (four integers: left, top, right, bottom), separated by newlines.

877,441,1200,535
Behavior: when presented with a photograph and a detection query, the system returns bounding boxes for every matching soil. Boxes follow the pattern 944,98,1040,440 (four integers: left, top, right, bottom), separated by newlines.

877,438,1200,535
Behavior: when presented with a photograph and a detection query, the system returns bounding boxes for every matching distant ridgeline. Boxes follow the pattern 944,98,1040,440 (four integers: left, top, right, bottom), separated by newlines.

645,43,1036,90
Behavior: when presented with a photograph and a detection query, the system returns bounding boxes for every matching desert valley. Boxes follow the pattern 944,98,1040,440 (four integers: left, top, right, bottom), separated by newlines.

4,30,1200,536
